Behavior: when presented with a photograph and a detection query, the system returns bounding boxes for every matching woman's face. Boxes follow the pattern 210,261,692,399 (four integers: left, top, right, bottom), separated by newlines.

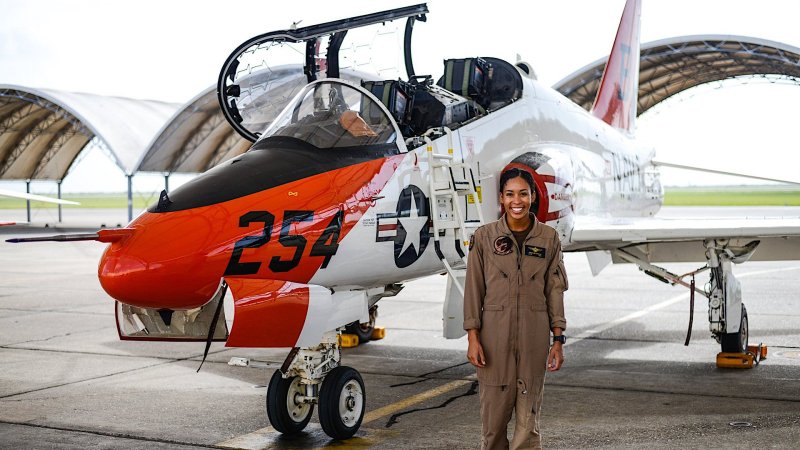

500,176,534,222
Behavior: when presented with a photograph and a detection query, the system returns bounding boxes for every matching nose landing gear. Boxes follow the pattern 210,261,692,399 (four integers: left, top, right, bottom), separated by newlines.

264,331,367,440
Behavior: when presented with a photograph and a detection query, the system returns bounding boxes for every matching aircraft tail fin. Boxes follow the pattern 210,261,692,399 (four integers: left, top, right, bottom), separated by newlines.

590,0,642,134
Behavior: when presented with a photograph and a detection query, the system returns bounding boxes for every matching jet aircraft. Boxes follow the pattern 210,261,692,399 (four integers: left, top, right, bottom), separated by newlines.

8,0,800,440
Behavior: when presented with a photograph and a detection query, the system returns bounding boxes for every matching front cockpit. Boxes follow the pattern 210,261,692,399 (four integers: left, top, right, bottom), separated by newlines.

150,80,402,214
262,81,398,149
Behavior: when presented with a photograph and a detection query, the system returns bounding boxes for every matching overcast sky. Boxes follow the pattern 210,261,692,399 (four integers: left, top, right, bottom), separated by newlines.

2,0,800,193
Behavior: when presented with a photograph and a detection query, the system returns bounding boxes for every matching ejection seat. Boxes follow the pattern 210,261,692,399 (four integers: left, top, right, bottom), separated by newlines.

361,80,416,137
358,56,523,139
436,56,523,111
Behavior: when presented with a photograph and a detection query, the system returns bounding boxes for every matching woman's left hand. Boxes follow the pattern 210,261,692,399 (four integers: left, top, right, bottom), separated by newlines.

547,342,564,372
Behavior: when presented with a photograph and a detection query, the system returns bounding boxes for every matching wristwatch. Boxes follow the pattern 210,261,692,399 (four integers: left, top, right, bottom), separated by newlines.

552,335,566,344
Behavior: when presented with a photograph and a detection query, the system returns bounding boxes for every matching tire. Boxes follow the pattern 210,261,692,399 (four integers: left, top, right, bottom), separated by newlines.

266,371,313,435
721,304,748,353
318,366,365,440
344,306,377,343
344,321,374,343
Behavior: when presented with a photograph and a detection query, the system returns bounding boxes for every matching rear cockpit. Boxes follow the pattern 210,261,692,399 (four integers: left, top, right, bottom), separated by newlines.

217,3,525,150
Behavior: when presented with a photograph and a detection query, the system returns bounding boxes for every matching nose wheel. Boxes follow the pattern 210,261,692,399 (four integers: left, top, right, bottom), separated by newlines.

318,366,365,440
266,371,314,435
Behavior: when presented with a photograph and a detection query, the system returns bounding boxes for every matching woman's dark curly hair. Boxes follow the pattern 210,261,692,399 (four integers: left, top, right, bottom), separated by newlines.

499,168,535,192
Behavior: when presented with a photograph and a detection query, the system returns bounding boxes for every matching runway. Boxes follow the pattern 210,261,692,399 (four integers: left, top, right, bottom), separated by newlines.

1,207,799,449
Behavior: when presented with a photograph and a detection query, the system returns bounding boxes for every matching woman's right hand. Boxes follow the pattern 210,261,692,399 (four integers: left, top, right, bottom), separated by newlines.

467,330,486,368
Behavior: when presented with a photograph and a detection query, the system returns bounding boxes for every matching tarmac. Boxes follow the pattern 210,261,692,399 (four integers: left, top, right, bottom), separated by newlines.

1,206,799,449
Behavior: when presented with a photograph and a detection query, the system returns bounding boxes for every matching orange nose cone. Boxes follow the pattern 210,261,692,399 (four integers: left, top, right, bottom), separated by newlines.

98,244,220,309
97,211,227,310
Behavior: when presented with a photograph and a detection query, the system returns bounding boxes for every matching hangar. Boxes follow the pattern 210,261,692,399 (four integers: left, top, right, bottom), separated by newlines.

2,34,800,222
555,35,800,115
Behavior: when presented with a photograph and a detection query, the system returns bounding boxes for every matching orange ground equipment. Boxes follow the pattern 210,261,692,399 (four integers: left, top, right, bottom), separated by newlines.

716,344,767,369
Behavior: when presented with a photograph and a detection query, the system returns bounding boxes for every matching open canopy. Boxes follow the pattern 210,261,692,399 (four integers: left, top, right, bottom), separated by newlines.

217,3,428,142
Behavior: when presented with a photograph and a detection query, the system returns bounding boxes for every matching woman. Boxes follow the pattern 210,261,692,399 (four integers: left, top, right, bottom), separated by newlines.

464,168,568,449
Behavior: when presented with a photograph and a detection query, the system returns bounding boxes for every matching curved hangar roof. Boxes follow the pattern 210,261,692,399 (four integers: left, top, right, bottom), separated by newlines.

0,85,178,180
136,86,251,174
5,35,800,181
554,35,800,116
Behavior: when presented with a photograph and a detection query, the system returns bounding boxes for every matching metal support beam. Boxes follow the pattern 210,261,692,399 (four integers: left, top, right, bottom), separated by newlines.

26,180,31,223
57,180,62,223
612,248,708,295
127,174,133,223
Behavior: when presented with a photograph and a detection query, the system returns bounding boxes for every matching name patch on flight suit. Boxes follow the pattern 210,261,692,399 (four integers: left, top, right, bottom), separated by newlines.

493,236,514,255
524,245,546,258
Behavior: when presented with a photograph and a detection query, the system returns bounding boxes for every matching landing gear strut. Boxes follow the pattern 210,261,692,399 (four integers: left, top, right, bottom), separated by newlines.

265,330,366,440
614,239,758,354
705,239,751,353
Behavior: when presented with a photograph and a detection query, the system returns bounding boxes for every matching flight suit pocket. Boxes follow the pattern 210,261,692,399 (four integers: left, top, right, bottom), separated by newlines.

478,304,510,386
530,302,547,311
483,267,511,308
528,274,547,311
556,260,569,291
529,376,544,415
480,305,505,335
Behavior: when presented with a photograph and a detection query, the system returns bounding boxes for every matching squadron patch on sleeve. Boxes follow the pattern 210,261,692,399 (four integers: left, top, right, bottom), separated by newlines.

524,245,546,258
469,234,475,251
493,236,514,255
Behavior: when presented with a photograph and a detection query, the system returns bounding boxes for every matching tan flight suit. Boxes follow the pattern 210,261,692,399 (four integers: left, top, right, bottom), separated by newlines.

464,215,568,450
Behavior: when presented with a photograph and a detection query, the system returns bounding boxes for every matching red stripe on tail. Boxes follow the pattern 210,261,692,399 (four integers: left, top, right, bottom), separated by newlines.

590,0,641,134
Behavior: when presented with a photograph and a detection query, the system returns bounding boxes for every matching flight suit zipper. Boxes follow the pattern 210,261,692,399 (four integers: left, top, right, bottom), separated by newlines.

515,256,521,365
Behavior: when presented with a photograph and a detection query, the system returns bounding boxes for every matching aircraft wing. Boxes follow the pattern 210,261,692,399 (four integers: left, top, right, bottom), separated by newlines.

0,188,80,205
568,215,800,264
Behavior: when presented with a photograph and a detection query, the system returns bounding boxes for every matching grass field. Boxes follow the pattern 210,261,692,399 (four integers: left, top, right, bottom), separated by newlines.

663,186,800,206
0,193,155,209
1,186,798,208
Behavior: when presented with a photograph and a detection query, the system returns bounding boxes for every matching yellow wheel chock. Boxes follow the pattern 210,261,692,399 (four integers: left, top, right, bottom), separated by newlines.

716,344,767,369
339,334,359,348
371,326,386,340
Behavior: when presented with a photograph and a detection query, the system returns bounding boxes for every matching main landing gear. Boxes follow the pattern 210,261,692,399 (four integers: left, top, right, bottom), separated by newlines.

344,305,378,343
704,239,752,353
265,331,366,440
614,239,759,356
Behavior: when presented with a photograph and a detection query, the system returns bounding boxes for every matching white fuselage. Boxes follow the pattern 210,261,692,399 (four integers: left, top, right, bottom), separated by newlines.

311,75,663,290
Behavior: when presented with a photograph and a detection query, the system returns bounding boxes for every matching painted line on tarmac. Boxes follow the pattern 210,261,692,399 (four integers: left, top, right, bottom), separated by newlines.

216,379,472,449
567,265,800,347
361,379,472,424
